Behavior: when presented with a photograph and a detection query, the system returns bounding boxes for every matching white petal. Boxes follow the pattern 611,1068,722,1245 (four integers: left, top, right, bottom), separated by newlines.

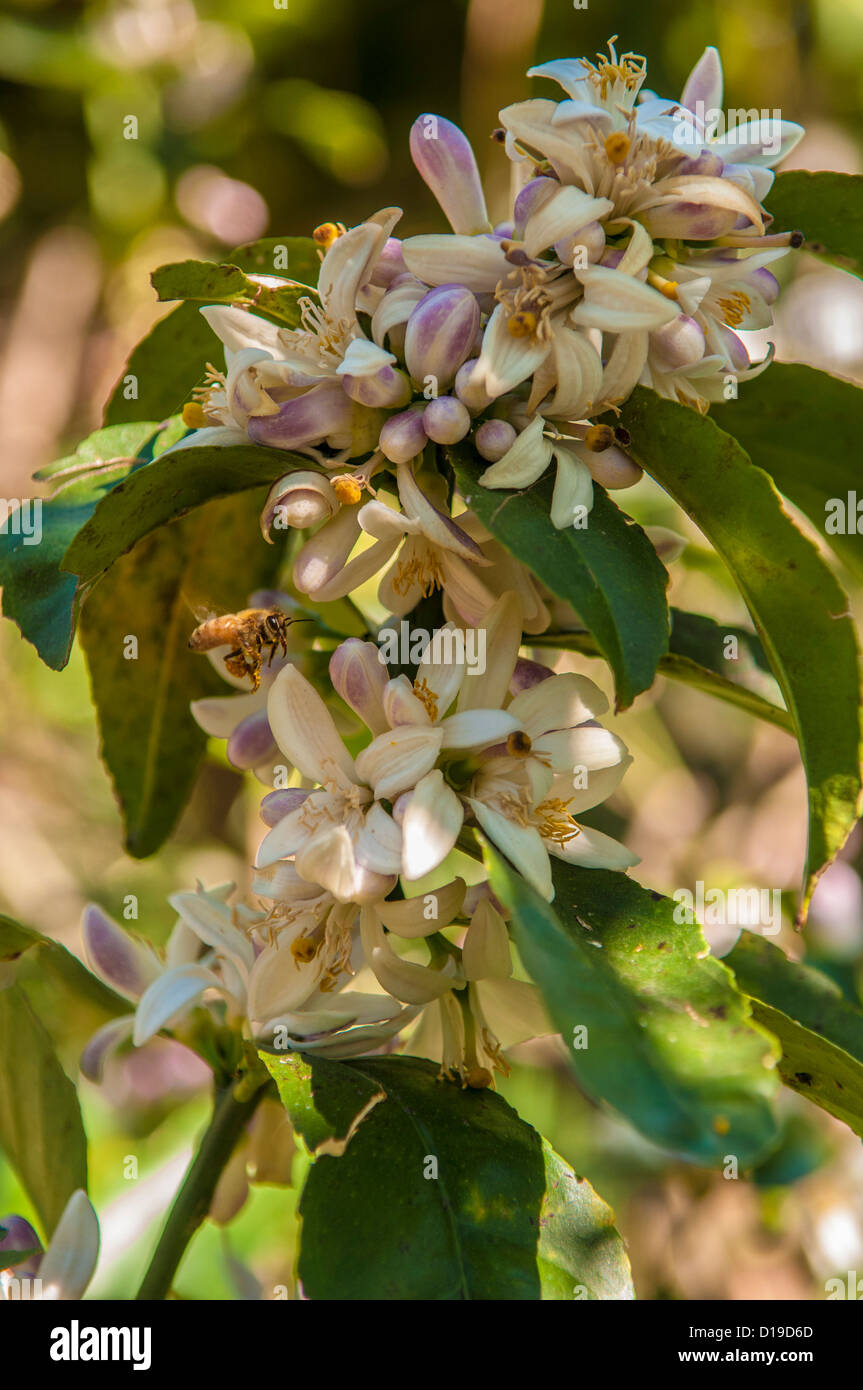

462,900,512,980
467,798,553,900
401,770,464,881
401,234,510,292
133,965,221,1045
168,890,256,972
190,690,265,738
199,304,285,355
473,303,552,399
523,185,613,258
355,725,443,800
549,823,639,870
439,708,520,749
550,448,594,530
573,268,679,332
377,876,467,935
508,670,608,736
38,1191,99,1301
382,674,432,727
267,664,357,784
360,908,456,1004
356,803,404,875
479,413,553,489
456,590,523,713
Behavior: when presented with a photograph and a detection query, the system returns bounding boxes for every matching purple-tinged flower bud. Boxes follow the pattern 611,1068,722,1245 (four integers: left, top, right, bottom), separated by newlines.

260,788,311,828
510,657,554,694
676,150,725,177
649,314,706,370
369,238,407,288
409,114,490,235
475,418,517,462
750,267,780,304
0,1214,42,1276
227,709,278,770
713,321,750,372
340,363,412,409
513,177,558,238
582,446,643,490
249,380,354,451
404,285,480,389
379,407,428,464
82,904,159,1000
493,221,515,238
329,638,390,735
422,395,471,445
454,357,494,413
261,471,339,539
554,220,605,266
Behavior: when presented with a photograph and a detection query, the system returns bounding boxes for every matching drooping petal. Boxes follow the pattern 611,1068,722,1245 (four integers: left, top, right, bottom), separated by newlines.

79,1016,134,1084
549,822,639,870
133,965,221,1045
466,797,553,900
462,900,513,980
360,908,456,1004
267,664,357,784
550,447,594,530
400,770,464,881
377,877,467,936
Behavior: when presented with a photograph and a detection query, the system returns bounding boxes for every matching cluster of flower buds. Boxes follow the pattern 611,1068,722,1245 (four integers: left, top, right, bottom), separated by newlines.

173,41,802,531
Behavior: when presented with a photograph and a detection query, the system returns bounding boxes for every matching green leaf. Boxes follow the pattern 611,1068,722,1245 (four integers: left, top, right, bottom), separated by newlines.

450,444,670,709
293,1054,632,1300
532,608,791,732
151,259,314,329
0,914,130,1019
259,1051,385,1155
617,387,863,915
485,844,780,1166
228,235,321,287
0,423,159,669
766,171,863,279
103,302,219,428
713,363,863,581
63,443,307,588
79,490,280,858
0,985,88,1235
726,932,863,1139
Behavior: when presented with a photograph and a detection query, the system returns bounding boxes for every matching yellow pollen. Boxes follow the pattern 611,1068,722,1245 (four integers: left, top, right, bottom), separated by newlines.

291,936,318,965
604,132,631,165
717,290,751,328
464,1066,493,1090
412,676,439,722
313,221,345,250
535,797,581,848
584,423,615,453
506,730,533,758
507,309,538,338
331,475,363,505
182,402,209,429
391,550,444,598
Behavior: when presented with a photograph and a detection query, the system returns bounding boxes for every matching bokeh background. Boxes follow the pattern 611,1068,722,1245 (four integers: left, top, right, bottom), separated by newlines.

1,0,862,1299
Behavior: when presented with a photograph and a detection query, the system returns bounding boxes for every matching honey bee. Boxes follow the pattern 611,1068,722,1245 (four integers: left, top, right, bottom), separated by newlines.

188,607,298,691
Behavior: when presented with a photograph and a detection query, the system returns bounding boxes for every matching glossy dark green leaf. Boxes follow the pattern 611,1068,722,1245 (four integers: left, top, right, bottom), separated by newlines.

228,236,321,287
766,171,863,279
79,490,279,857
0,423,158,669
294,1054,632,1300
712,363,863,581
450,444,669,709
259,1051,384,1155
727,932,863,1139
618,387,862,915
103,302,219,427
532,608,791,732
0,985,88,1235
485,844,780,1166
151,259,313,328
63,442,307,587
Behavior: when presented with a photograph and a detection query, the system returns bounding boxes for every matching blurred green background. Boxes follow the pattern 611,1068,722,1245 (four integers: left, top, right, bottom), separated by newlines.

1,0,863,1300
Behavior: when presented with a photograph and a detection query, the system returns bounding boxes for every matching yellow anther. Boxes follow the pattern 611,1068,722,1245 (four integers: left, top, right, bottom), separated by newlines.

182,402,209,429
604,132,631,166
583,423,615,453
506,730,533,758
291,936,318,965
717,290,751,328
413,676,439,723
331,475,363,505
507,309,538,338
313,222,344,250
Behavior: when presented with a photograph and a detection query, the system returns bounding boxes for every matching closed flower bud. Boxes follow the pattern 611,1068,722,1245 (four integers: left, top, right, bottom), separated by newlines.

329,638,390,735
581,444,643,490
260,471,339,538
226,709,278,770
409,115,490,235
368,237,408,288
249,380,354,451
404,284,480,389
475,418,517,461
379,406,428,464
340,363,412,408
259,788,310,827
422,395,471,444
649,314,706,370
454,357,494,413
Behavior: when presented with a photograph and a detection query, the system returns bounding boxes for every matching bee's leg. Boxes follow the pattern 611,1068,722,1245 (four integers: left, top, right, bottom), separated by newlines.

224,649,248,682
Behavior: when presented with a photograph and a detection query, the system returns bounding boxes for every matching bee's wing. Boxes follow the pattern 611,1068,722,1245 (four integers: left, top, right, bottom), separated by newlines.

182,591,217,625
